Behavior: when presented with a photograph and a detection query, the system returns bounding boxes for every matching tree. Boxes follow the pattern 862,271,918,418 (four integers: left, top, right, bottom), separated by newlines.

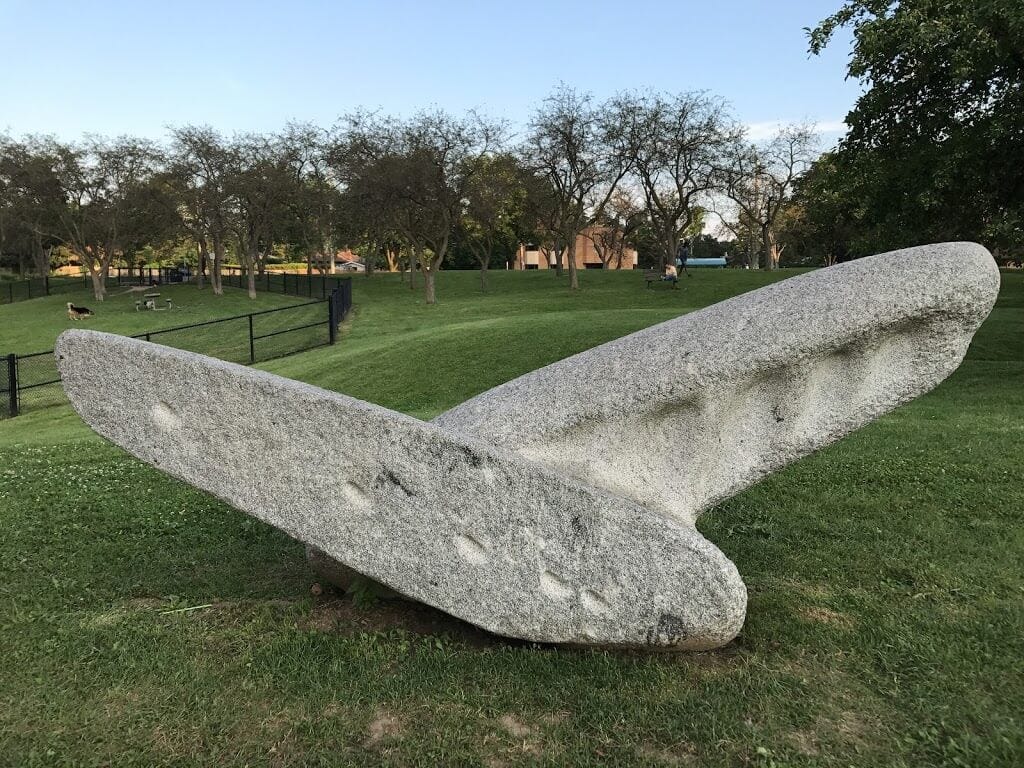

720,124,817,270
0,136,64,277
53,136,161,300
461,152,527,290
225,134,299,298
612,91,740,269
331,110,502,304
327,114,407,278
166,126,239,294
586,187,646,269
279,123,340,275
808,0,1024,254
776,152,856,266
523,86,631,289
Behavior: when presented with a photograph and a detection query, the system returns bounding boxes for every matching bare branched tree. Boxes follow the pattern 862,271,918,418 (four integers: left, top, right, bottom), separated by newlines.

612,91,740,269
720,124,817,270
586,187,645,269
523,86,631,289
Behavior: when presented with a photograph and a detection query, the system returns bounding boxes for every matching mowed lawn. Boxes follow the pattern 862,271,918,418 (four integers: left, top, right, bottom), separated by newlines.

0,268,1021,767
0,281,312,353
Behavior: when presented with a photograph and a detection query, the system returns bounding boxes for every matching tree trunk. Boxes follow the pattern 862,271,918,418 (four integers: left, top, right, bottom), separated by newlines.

246,250,258,298
306,253,313,275
32,237,50,277
761,225,776,271
409,248,418,290
197,238,208,290
566,237,579,290
88,264,105,301
211,235,225,295
479,256,490,291
424,268,436,304
97,247,116,300
552,244,564,277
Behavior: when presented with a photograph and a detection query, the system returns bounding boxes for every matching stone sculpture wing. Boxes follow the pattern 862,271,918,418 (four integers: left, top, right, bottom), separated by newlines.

434,243,1000,524
54,242,998,652
56,330,746,650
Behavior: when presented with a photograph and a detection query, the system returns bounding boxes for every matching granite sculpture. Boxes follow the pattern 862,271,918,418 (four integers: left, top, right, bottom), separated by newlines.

56,242,1000,650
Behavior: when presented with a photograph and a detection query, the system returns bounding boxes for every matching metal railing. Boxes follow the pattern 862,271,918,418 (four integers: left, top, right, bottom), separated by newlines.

1,279,352,419
2,265,355,305
0,276,94,305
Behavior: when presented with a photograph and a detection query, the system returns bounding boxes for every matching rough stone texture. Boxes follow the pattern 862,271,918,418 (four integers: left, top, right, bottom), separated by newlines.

56,242,999,650
435,242,1000,525
56,331,745,649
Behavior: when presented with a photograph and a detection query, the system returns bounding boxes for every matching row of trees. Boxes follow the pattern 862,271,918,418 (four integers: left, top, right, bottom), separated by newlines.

5,2,1018,303
0,87,820,303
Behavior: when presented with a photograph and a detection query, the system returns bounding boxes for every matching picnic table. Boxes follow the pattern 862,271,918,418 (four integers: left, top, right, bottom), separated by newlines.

135,293,172,311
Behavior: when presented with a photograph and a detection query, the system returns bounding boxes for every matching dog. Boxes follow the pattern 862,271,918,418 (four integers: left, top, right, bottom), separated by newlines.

66,302,94,321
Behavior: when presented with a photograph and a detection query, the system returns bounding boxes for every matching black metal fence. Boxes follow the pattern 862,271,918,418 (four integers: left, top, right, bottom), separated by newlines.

221,266,354,301
2,266,355,305
108,266,189,285
0,276,94,305
1,355,13,420
1,279,352,419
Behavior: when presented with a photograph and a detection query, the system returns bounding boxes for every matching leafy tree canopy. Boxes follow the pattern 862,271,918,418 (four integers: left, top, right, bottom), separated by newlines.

809,0,1024,253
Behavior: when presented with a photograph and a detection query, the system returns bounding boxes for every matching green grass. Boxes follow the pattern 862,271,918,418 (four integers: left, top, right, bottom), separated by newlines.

0,268,1021,767
0,282,311,353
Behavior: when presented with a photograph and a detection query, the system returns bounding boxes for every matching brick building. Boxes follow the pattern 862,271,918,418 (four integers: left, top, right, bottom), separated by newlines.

511,227,637,270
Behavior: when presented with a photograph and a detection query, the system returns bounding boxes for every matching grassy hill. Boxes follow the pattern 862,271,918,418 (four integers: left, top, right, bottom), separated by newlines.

0,268,1021,766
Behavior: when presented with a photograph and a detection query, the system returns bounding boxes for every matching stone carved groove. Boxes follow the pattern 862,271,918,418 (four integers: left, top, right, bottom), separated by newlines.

56,243,999,650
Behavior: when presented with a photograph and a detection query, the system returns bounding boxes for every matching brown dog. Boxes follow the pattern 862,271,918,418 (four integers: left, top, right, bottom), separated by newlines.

66,302,94,321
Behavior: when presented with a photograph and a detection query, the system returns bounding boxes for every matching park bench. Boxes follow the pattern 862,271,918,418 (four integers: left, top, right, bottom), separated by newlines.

644,269,679,289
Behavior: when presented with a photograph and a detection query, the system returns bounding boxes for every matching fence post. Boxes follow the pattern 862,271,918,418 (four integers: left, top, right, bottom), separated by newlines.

328,291,337,345
7,354,18,418
248,314,255,363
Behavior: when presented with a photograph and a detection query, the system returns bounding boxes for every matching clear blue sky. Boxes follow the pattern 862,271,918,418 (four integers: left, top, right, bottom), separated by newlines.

0,0,860,146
